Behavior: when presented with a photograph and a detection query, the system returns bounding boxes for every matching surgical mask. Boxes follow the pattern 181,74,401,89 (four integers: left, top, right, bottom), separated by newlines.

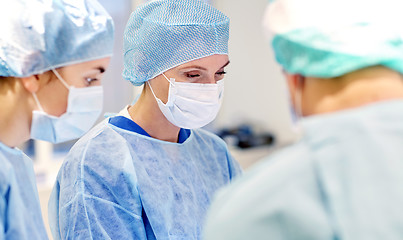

30,69,103,143
148,73,224,129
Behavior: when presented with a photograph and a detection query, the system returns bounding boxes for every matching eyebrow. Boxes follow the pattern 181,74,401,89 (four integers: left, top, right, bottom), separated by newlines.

221,60,230,69
179,60,231,71
95,67,106,73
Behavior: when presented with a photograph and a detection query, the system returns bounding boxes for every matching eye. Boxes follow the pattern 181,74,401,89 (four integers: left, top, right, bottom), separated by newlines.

184,69,203,79
216,71,227,76
186,73,200,78
85,77,99,86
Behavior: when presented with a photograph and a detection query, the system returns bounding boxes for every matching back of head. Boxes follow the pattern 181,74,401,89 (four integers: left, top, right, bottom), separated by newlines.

0,0,114,77
263,0,403,78
123,0,229,86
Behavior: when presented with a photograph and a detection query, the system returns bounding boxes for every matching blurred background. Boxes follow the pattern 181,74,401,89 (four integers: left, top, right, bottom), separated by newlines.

28,0,297,238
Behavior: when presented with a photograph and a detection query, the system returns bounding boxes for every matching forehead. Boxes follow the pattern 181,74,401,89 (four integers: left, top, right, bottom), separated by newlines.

175,54,229,70
59,57,111,72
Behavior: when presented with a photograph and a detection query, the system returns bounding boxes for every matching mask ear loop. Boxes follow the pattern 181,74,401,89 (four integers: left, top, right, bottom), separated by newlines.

147,81,158,100
295,85,303,118
295,75,304,118
32,92,44,112
51,69,70,89
148,73,175,105
162,73,175,86
148,73,174,97
292,75,305,140
33,69,70,113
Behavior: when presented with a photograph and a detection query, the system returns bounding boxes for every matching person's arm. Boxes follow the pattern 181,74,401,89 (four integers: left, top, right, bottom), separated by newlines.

49,165,147,240
48,134,147,240
225,149,243,180
204,149,334,240
0,191,5,239
52,191,146,239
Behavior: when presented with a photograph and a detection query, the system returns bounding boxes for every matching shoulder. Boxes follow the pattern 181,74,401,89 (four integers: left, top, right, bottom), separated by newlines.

0,150,19,196
191,128,228,149
190,129,236,164
0,159,12,199
66,119,133,168
71,119,125,151
56,120,139,205
208,141,316,220
226,141,313,197
191,128,242,178
204,142,333,239
192,128,223,140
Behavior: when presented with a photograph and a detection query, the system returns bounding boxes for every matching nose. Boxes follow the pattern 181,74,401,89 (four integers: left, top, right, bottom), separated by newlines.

207,76,217,84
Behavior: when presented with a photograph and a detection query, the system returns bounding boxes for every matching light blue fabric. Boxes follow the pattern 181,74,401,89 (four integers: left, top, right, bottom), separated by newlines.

0,0,114,77
49,118,241,239
272,28,403,78
0,142,48,239
123,0,229,86
265,0,403,78
204,100,403,240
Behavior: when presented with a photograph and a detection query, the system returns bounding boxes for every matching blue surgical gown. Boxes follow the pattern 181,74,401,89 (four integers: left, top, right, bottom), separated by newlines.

49,112,241,239
203,100,403,240
0,142,49,239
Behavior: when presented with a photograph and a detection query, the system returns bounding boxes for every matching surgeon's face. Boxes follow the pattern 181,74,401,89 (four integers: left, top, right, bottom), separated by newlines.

149,54,229,104
34,57,111,116
168,54,230,84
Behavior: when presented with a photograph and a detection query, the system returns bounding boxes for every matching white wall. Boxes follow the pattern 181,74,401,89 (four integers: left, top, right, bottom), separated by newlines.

213,0,297,146
99,0,134,114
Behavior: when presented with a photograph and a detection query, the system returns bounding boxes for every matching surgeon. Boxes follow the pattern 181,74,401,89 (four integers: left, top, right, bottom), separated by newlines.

203,0,403,239
0,0,114,239
48,0,241,239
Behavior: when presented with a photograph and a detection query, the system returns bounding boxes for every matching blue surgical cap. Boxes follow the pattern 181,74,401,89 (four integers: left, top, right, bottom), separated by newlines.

0,0,114,77
263,0,403,78
123,0,229,86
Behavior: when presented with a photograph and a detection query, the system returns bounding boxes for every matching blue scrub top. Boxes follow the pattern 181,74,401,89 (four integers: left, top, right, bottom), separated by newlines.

0,142,48,239
49,114,241,240
108,116,190,143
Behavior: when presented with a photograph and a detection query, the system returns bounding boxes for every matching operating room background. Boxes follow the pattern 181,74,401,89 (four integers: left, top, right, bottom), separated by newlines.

35,0,296,238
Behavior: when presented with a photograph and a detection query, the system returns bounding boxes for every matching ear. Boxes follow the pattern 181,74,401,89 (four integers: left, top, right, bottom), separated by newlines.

20,75,41,93
19,72,53,94
284,73,305,101
284,72,305,97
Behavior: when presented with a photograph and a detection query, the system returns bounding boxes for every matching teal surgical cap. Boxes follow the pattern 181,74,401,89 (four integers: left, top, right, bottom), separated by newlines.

263,0,403,78
123,0,229,86
0,0,114,77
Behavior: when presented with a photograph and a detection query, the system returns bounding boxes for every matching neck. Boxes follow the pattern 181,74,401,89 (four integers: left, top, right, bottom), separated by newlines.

0,79,32,148
128,88,180,143
304,67,403,115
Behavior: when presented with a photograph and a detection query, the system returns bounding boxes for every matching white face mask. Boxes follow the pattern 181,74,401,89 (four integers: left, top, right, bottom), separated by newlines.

148,73,224,129
30,69,103,143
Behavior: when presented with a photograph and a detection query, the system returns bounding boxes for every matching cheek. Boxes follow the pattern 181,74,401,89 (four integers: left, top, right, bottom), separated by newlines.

52,90,69,116
150,78,171,103
71,78,88,88
215,74,225,82
39,82,70,116
157,83,170,104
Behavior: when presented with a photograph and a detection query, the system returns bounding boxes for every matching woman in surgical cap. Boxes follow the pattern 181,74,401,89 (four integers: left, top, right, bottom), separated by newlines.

48,0,241,239
0,0,114,239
